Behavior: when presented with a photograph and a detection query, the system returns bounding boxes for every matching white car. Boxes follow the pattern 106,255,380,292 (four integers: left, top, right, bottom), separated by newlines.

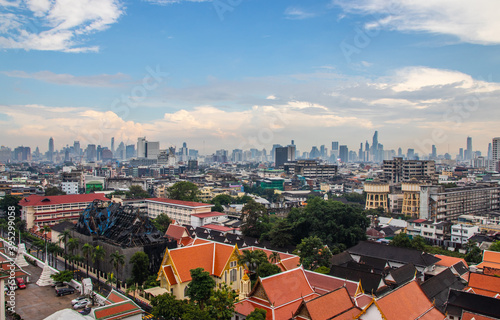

71,296,89,305
73,299,91,310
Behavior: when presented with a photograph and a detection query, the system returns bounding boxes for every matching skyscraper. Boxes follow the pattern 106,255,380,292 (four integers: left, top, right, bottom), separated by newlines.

371,131,378,160
111,137,115,154
275,145,295,168
491,137,500,171
431,145,437,159
466,136,473,160
339,145,348,163
48,137,54,162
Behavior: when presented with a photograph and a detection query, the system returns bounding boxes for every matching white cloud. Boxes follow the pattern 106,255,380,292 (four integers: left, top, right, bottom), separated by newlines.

284,7,316,20
0,0,124,52
1,70,131,87
143,0,211,5
332,0,500,45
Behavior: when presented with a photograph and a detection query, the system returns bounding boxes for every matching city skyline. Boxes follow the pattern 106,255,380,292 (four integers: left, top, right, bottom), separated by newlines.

1,1,500,155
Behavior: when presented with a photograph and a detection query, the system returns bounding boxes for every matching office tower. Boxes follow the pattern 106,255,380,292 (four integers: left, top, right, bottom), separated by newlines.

491,137,500,171
180,142,188,162
398,147,403,157
488,143,492,160
309,146,320,159
332,141,339,151
466,136,472,160
86,144,96,161
459,148,464,161
137,137,146,158
126,145,135,159
232,149,243,162
407,148,415,160
339,145,348,163
48,137,54,162
371,131,379,161
291,140,295,146
431,145,437,159
96,145,103,161
271,144,282,161
146,141,160,160
275,145,295,168
358,143,363,161
14,146,31,161
73,141,80,157
111,137,115,154
320,145,326,158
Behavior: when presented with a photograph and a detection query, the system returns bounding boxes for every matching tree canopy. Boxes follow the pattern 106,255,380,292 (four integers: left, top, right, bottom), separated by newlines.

295,236,333,270
246,308,267,320
126,185,150,199
152,213,172,233
45,186,66,196
168,181,200,202
240,200,271,239
130,251,150,285
186,268,216,308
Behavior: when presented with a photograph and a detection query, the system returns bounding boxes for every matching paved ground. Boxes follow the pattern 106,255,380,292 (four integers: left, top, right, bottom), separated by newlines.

13,264,82,320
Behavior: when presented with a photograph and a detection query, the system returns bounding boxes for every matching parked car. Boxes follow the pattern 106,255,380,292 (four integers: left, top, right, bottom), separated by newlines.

72,296,89,305
15,278,26,289
55,287,75,296
79,307,91,315
73,299,91,310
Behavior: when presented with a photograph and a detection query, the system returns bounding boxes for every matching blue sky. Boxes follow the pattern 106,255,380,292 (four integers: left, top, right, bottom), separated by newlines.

1,0,500,157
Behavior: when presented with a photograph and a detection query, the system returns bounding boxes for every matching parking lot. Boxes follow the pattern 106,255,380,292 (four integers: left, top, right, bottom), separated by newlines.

13,264,83,320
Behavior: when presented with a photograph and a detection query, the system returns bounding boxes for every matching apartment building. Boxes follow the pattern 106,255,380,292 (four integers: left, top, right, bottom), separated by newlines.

19,193,109,229
383,157,435,184
283,160,338,179
420,183,500,222
145,198,213,225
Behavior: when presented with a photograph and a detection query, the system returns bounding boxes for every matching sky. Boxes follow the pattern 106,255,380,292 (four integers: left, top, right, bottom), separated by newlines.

1,0,500,157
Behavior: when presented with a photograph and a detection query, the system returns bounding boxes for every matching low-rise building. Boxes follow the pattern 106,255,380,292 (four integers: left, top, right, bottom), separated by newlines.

145,198,213,225
451,224,480,246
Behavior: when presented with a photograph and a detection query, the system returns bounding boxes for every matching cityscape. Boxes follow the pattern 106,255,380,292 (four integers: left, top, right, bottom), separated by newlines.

1,0,500,320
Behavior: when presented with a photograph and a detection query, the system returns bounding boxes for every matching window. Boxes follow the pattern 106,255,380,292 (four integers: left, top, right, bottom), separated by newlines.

230,261,237,268
230,269,237,282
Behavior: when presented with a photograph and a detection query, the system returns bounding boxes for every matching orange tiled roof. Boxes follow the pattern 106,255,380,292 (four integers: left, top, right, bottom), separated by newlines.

297,287,355,320
483,250,500,263
374,281,445,320
462,311,500,320
303,270,359,297
330,307,362,320
94,301,142,320
466,273,500,297
165,224,189,240
257,267,316,307
166,241,237,282
434,255,468,268
162,265,177,285
280,256,300,271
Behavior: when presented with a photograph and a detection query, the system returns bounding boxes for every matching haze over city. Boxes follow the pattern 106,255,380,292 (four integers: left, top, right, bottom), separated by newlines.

1,0,500,154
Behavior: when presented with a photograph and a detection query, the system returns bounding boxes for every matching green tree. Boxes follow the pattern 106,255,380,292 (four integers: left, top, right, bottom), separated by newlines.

206,283,237,320
268,251,281,264
246,308,267,320
411,235,428,251
237,250,268,274
92,245,106,290
186,268,216,309
126,185,150,199
256,262,281,278
390,233,413,249
82,243,94,278
0,195,22,216
58,229,71,270
211,194,233,206
51,270,74,283
268,219,293,248
489,241,500,252
130,251,150,285
45,186,66,196
167,181,200,201
464,240,482,264
110,250,125,288
151,293,187,319
314,266,330,274
152,213,172,233
241,200,270,238
211,203,225,213
67,237,80,271
295,236,333,270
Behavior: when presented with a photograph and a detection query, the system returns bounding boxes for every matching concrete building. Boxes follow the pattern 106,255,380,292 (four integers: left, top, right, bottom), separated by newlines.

451,224,480,245
364,182,390,212
145,198,213,225
420,183,500,222
275,145,295,168
401,182,423,218
283,160,338,179
490,137,500,171
383,158,435,184
19,193,109,229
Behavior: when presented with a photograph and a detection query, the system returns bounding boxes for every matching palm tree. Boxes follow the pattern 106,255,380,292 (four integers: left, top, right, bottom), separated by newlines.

237,249,267,274
33,239,45,259
58,229,71,269
92,245,106,291
67,237,80,271
82,243,94,278
109,250,125,289
269,251,281,264
41,225,51,260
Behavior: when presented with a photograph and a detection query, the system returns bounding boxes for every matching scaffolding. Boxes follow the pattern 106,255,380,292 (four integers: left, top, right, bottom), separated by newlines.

75,200,164,247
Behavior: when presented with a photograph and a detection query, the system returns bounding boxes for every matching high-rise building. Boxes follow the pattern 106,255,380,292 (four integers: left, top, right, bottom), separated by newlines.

458,148,464,161
275,145,295,168
48,137,54,162
407,148,415,160
371,131,379,160
14,146,31,161
488,143,492,160
126,145,135,159
383,157,435,184
137,137,146,158
466,136,473,160
491,137,500,171
339,145,348,163
137,137,159,159
431,145,437,159
111,137,115,154
73,141,80,157
86,144,96,161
